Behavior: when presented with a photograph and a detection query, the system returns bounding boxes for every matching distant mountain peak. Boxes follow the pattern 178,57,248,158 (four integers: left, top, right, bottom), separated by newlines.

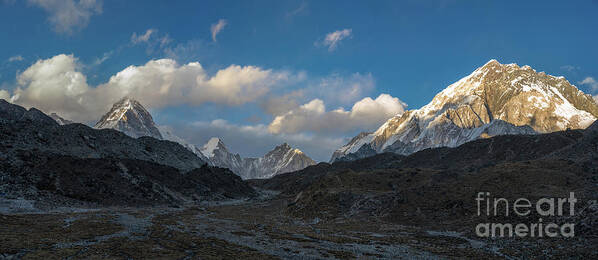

201,137,227,158
203,138,315,179
94,97,162,139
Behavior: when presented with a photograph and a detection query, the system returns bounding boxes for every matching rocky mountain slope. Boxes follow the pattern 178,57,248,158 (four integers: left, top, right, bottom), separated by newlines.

94,97,163,139
0,99,207,171
0,99,253,208
255,121,598,238
332,60,598,162
201,138,316,179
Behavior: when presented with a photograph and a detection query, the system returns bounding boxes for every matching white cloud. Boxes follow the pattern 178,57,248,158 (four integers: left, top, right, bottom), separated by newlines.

180,119,345,162
28,0,103,34
10,54,97,121
8,55,23,62
1,54,295,122
211,19,227,42
268,94,406,134
594,95,598,103
318,29,352,51
131,29,156,44
580,77,598,92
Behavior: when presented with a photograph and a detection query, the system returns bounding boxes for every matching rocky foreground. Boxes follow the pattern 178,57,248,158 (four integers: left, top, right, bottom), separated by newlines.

1,195,596,259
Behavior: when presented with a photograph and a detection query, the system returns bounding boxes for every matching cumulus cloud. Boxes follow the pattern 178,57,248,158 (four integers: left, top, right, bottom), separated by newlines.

211,19,227,42
177,119,345,162
580,77,598,92
8,55,23,62
1,54,295,122
10,54,98,121
317,29,352,51
28,0,103,34
268,94,407,134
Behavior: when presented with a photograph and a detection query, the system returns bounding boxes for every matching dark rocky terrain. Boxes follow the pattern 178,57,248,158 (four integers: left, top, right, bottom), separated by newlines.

0,100,207,171
0,99,255,209
258,125,598,226
251,122,598,258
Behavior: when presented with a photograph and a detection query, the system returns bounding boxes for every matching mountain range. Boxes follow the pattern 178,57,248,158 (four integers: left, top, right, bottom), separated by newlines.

331,59,598,162
0,99,259,207
92,97,315,179
14,59,598,176
200,137,316,179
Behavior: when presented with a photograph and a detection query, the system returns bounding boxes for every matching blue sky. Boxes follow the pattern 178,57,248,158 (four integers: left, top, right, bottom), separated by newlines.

1,0,597,161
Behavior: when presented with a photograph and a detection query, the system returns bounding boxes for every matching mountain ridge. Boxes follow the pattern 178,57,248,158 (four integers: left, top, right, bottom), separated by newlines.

332,59,598,162
201,138,316,179
0,99,209,171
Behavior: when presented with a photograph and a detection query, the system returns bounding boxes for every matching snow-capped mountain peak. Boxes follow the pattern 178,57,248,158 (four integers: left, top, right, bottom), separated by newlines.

332,59,598,162
201,137,226,158
94,97,162,139
203,139,315,179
